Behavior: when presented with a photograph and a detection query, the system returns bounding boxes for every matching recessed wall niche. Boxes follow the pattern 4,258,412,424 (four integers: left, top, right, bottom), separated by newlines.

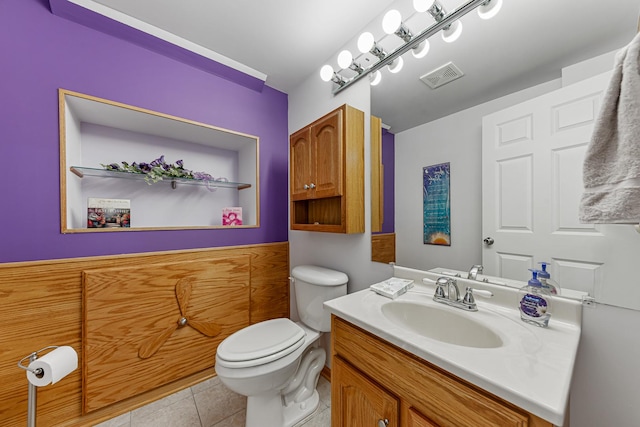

59,89,259,232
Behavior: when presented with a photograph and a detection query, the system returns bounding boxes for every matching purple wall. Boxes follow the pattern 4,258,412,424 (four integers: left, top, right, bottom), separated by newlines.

0,0,289,263
381,129,395,234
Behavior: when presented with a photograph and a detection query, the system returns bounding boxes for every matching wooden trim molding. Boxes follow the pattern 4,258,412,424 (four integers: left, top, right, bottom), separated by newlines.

371,232,395,264
0,242,289,426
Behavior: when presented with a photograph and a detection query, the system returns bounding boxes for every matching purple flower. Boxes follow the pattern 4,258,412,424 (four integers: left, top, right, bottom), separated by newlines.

176,160,184,168
138,162,152,173
150,155,165,167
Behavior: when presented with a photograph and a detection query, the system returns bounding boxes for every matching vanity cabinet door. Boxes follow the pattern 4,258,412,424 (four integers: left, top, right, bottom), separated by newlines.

310,108,342,199
406,407,440,427
332,356,399,427
290,127,313,201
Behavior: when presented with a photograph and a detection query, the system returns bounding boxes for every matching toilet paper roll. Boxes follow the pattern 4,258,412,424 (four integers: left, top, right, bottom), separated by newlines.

26,346,78,387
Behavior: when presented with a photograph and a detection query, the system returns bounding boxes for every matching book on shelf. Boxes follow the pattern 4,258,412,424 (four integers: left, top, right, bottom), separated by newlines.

87,198,131,228
222,207,242,226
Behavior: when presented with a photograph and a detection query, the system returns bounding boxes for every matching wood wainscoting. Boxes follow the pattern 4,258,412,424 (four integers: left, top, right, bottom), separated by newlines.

0,242,289,427
371,232,395,264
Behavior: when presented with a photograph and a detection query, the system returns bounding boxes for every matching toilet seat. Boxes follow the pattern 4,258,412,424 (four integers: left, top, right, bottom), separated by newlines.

216,318,306,368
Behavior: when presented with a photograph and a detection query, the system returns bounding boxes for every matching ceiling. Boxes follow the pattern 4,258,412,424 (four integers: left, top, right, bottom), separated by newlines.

87,0,639,133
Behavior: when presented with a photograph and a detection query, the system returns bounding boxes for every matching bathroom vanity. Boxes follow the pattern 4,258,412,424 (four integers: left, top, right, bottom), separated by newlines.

325,266,582,427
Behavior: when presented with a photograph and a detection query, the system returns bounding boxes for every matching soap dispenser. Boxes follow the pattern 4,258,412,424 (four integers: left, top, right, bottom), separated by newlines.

538,262,560,295
518,269,552,327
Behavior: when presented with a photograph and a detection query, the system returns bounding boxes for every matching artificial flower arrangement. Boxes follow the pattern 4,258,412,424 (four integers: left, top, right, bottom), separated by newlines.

101,155,226,186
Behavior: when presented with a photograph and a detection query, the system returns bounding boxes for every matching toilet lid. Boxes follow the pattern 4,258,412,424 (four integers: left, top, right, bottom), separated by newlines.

217,318,305,366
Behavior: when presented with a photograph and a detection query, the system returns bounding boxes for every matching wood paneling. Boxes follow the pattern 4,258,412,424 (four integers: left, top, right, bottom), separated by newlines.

0,242,288,427
83,257,250,412
372,232,395,264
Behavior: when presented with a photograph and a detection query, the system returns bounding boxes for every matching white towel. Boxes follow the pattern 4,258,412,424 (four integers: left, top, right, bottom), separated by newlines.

579,32,640,223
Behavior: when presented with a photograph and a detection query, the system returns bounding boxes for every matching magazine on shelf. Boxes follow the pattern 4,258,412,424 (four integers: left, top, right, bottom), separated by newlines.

87,198,131,228
222,207,243,226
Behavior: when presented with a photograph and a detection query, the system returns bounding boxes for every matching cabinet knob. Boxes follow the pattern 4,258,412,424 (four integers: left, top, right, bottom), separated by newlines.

378,419,389,427
304,184,309,190
309,183,316,189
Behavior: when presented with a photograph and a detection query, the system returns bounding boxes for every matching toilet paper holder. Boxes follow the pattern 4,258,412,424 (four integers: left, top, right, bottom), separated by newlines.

17,346,60,378
17,346,64,427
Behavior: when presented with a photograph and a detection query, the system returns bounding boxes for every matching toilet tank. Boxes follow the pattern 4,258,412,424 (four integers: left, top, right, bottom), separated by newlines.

292,265,348,332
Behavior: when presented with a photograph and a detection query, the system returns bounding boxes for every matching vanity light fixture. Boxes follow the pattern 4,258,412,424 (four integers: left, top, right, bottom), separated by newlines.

411,39,430,59
382,9,413,42
323,0,499,94
388,57,404,74
370,70,382,86
427,1,463,43
477,0,503,20
319,64,346,86
442,20,463,43
357,31,387,60
337,50,364,74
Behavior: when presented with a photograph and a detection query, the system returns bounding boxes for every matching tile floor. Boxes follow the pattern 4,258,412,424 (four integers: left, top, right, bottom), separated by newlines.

93,376,332,427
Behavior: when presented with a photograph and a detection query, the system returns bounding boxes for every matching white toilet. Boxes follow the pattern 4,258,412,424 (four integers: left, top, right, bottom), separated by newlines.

215,265,348,427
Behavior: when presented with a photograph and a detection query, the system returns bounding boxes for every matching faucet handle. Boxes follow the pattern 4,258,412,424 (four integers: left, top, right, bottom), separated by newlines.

434,277,449,298
462,287,493,305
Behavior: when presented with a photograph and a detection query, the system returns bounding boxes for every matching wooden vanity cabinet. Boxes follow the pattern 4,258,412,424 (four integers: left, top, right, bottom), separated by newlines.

331,316,553,427
290,104,364,233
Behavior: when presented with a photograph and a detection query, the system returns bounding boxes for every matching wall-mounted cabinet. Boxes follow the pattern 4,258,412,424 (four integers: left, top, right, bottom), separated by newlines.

289,104,364,234
59,89,259,233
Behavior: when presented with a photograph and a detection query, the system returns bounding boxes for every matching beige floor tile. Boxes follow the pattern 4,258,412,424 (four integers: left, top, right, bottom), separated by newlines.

316,377,331,409
191,376,222,395
211,409,246,427
130,393,200,427
298,406,331,427
92,412,131,427
193,382,246,427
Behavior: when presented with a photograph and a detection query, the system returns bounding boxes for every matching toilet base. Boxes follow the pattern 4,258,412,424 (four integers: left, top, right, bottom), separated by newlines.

284,389,319,427
245,389,320,427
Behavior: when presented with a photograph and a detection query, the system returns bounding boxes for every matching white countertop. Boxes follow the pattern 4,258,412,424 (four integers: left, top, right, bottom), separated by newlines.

324,266,582,426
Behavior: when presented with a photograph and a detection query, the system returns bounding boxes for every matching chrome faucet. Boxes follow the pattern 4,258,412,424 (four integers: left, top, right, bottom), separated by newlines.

467,264,483,280
433,277,493,311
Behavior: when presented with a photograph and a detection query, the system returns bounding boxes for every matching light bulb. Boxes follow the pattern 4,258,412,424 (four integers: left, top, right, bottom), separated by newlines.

382,9,402,34
388,57,404,74
442,20,463,43
337,50,353,69
370,70,382,86
320,65,334,82
478,0,503,20
357,32,375,54
413,0,431,13
411,40,430,59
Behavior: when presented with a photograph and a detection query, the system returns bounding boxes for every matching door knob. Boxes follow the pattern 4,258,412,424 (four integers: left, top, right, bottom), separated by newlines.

483,237,494,245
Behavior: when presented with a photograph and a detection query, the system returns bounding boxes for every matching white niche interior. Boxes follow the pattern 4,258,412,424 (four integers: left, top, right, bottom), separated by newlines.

60,89,259,232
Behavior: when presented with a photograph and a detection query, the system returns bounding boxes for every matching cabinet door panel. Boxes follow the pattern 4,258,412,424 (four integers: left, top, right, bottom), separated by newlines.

332,357,399,427
312,109,342,198
290,127,312,201
407,407,440,427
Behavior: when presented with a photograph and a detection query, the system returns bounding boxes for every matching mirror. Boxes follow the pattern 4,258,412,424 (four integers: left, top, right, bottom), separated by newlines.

369,0,640,311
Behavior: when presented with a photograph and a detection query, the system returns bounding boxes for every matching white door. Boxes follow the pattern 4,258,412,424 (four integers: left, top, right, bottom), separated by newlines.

482,71,640,310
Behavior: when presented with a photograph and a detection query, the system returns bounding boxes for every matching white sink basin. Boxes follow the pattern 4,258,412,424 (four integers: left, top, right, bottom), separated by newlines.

381,300,504,348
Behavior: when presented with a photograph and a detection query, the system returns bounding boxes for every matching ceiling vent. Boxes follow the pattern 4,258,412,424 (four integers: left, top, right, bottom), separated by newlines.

420,62,464,89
